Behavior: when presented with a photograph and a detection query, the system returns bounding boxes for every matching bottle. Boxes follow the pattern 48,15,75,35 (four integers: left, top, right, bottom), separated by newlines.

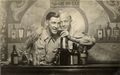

105,22,112,40
113,24,120,40
21,53,28,65
59,36,70,65
18,27,24,40
60,36,68,49
80,46,88,65
72,43,79,65
26,26,32,37
97,25,103,40
1,24,5,33
69,41,74,65
11,45,19,65
11,24,16,39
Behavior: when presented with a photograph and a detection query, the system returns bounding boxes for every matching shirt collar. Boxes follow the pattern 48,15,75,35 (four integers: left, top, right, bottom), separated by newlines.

41,27,60,43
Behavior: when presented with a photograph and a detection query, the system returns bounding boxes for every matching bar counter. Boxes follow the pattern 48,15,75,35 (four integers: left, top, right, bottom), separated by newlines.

1,64,120,75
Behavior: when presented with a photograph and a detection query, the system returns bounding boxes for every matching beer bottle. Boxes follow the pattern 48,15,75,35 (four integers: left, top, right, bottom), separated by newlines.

11,45,19,65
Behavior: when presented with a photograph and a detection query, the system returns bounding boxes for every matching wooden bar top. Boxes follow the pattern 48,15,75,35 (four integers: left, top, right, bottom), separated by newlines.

1,64,120,75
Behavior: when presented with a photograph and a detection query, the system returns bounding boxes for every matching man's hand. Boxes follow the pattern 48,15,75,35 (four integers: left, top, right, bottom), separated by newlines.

79,35,95,45
60,30,69,37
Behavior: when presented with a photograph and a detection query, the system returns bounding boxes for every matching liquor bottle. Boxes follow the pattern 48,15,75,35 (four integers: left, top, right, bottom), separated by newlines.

21,53,28,65
11,24,16,39
113,24,120,40
105,22,112,40
60,36,68,49
71,43,79,65
18,27,24,40
80,46,88,65
1,25,5,33
26,26,32,37
11,45,19,65
97,25,103,40
59,36,70,65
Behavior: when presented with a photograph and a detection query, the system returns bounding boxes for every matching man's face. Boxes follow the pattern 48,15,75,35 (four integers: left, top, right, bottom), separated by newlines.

60,15,71,31
48,17,60,35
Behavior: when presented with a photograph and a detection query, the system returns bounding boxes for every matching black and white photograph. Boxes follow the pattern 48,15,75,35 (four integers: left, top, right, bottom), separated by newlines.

0,0,120,75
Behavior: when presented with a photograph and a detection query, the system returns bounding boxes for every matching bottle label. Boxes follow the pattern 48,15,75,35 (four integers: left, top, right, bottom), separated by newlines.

81,53,87,57
19,29,24,38
12,31,16,39
13,56,18,64
97,30,103,39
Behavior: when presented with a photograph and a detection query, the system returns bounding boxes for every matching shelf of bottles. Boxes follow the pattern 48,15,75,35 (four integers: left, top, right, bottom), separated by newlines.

8,23,32,43
96,22,120,43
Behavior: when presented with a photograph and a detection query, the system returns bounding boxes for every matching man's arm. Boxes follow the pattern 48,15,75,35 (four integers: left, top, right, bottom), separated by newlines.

60,30,96,45
68,35,96,45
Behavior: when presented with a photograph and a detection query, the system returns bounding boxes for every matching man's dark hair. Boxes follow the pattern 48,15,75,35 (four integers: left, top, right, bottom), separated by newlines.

46,12,59,20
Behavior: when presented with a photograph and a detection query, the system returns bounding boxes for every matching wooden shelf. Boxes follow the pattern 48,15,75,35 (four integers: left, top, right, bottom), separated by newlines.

96,40,120,43
96,38,120,43
7,38,26,43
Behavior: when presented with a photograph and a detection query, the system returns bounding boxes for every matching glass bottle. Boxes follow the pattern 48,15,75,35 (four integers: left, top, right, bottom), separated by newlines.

18,27,24,40
97,25,103,40
80,46,88,65
11,24,16,39
11,45,19,65
113,24,120,40
105,22,112,40
21,53,28,65
59,36,69,65
69,41,74,65
72,43,79,65
60,36,68,49
1,25,5,33
26,26,32,37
